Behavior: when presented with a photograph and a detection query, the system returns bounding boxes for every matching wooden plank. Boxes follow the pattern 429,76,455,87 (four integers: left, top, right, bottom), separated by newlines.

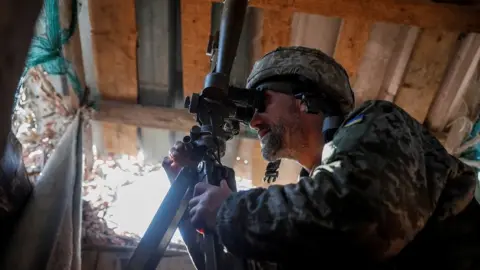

181,0,211,97
96,251,121,270
93,101,258,141
378,26,420,101
398,0,480,6
81,250,98,270
89,0,138,102
334,17,373,85
210,0,480,33
0,0,43,154
393,29,458,123
100,122,138,159
261,9,293,55
426,33,480,132
353,22,402,105
290,13,341,57
94,101,196,132
88,0,138,155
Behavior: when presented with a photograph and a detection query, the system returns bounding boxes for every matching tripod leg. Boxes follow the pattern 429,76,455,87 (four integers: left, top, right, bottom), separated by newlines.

126,167,197,270
204,233,224,270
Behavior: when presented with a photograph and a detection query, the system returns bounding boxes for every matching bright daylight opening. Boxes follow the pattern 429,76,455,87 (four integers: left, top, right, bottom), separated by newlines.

83,150,184,246
82,148,255,247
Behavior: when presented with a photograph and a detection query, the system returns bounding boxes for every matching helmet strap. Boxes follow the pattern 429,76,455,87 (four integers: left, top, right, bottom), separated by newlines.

323,115,343,143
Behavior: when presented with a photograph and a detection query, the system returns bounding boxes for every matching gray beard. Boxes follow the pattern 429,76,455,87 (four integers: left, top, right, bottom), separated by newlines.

260,124,285,162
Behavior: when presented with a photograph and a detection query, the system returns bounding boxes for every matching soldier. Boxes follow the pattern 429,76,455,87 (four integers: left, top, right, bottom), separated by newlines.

164,46,480,269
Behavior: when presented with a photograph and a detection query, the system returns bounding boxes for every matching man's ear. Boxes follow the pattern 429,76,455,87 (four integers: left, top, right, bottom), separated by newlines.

299,100,309,113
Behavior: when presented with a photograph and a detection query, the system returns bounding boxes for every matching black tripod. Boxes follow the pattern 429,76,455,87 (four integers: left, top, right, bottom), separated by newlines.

126,0,252,269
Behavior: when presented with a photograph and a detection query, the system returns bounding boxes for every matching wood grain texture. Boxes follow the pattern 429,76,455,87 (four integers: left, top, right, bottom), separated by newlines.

88,0,138,155
394,28,459,123
334,17,373,85
181,0,212,97
88,0,138,102
211,0,480,32
94,101,196,132
378,26,420,102
354,23,404,106
261,9,293,55
290,13,341,57
426,33,480,132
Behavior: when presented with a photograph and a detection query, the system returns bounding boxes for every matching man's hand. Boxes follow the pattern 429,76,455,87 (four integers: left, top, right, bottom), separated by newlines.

188,180,233,230
162,141,197,183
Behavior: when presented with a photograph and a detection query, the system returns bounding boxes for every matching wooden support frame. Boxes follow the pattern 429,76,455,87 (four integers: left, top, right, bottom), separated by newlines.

181,0,212,98
211,0,480,33
261,9,293,55
94,101,196,132
334,16,373,85
426,33,480,132
378,26,420,101
393,28,459,123
89,0,139,156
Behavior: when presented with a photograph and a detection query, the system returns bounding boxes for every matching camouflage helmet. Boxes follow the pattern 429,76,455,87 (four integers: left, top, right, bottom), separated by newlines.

246,46,355,116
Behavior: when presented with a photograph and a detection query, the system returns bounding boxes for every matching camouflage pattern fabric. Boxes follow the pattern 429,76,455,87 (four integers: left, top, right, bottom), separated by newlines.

0,132,33,255
246,46,354,116
216,100,480,269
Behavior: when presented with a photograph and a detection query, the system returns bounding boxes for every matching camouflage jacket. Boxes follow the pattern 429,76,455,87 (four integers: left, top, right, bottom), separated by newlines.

216,100,480,270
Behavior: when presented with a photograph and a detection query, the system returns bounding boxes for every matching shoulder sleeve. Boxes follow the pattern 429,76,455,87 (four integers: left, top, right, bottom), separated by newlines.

215,100,470,264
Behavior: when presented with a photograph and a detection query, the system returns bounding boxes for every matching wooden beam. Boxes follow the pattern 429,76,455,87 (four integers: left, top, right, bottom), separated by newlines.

397,0,480,6
181,0,211,97
89,0,138,102
378,26,420,101
93,101,258,140
393,29,458,123
210,0,480,33
291,13,341,57
94,101,196,132
261,9,293,55
334,17,373,85
352,22,402,105
89,0,138,156
426,33,480,132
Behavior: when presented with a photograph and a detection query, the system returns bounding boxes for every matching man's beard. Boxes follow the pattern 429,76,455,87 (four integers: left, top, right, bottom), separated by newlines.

260,124,285,162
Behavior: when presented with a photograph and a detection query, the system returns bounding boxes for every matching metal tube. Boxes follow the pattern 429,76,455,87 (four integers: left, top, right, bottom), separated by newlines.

126,167,198,270
216,0,249,76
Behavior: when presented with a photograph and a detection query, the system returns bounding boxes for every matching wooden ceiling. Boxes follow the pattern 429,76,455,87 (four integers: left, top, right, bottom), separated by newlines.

88,0,480,186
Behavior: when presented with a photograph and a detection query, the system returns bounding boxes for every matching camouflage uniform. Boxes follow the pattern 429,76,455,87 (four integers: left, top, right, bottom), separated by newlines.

215,47,480,269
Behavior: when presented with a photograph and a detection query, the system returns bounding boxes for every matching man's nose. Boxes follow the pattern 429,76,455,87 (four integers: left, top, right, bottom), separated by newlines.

249,111,262,130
